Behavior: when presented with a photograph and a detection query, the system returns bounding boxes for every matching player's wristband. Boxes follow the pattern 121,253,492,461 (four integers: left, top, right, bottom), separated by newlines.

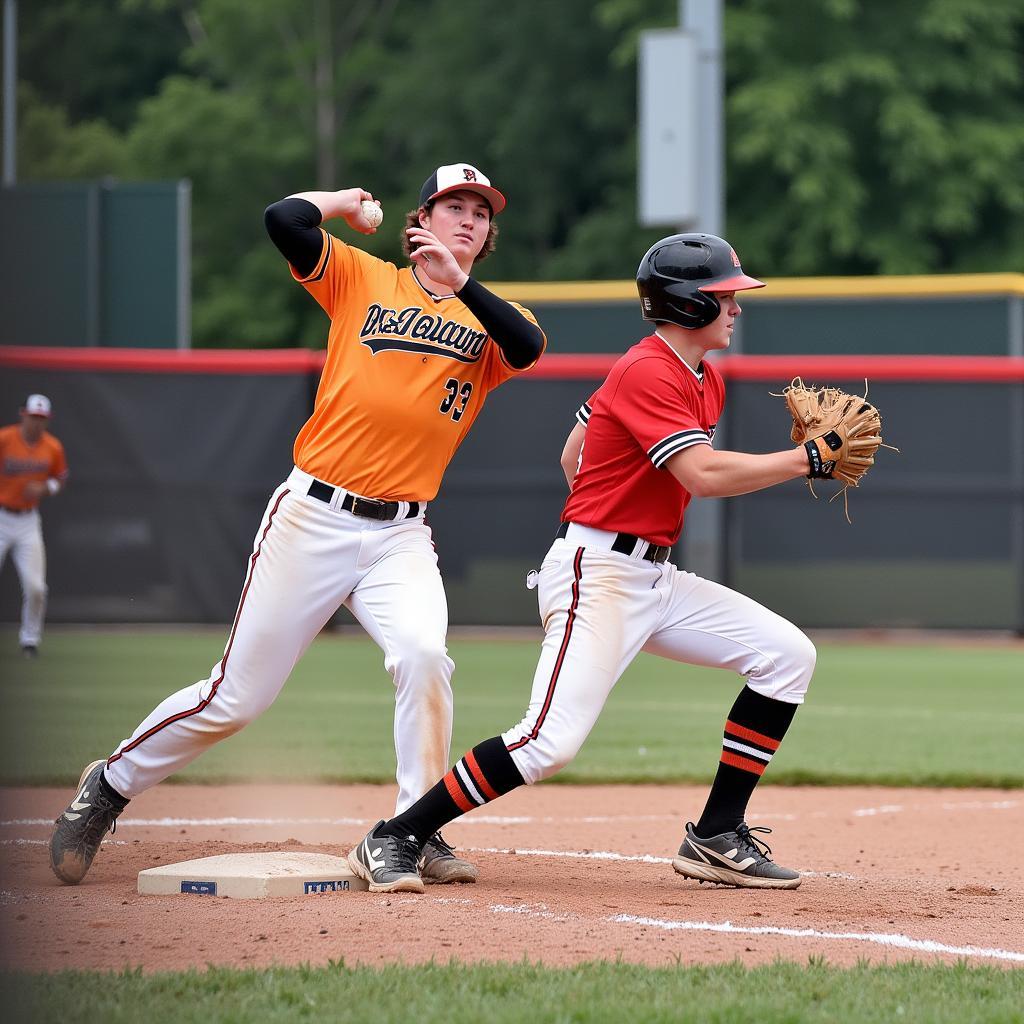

46,478,61,496
804,434,840,479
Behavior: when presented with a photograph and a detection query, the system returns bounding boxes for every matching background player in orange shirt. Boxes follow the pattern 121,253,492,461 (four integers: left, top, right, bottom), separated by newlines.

49,163,546,887
0,394,68,658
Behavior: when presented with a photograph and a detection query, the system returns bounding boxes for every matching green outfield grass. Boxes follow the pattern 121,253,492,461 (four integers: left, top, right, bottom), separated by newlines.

2,961,1022,1024
1,628,1020,788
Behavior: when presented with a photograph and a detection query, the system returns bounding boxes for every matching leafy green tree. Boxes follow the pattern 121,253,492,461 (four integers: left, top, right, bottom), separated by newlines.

342,0,676,282
122,0,423,345
16,85,131,180
120,0,677,343
727,0,1024,274
11,0,1024,347
123,71,316,346
19,0,187,131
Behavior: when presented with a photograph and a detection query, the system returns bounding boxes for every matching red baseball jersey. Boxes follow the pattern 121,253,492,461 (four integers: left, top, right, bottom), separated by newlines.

561,333,724,547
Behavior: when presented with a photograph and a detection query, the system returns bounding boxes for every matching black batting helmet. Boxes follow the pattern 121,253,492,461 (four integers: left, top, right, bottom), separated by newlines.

636,233,765,330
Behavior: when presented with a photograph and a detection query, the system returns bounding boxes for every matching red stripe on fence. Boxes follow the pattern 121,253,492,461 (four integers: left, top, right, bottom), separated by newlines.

2,347,1023,381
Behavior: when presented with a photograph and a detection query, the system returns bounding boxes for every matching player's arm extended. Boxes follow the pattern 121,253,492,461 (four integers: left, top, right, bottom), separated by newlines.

666,443,808,498
560,423,586,486
264,188,376,278
456,277,545,370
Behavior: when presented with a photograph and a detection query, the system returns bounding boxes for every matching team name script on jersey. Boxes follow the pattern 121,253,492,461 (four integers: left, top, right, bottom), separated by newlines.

3,456,51,475
358,304,488,363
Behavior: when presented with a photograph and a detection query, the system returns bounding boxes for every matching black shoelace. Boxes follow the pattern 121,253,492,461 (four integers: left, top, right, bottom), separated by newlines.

428,831,455,855
734,824,775,861
77,795,122,851
388,834,423,873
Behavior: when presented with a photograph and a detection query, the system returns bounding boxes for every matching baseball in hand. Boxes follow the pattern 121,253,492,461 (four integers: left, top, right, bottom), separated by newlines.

361,200,383,229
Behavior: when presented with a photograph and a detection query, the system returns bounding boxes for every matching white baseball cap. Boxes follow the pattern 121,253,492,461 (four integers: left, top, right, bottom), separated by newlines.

418,163,506,214
24,394,52,418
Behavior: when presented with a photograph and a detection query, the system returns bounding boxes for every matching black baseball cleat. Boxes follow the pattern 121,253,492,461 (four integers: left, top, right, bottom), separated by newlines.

419,831,479,884
21,645,38,659
49,760,129,885
347,820,425,893
672,821,801,889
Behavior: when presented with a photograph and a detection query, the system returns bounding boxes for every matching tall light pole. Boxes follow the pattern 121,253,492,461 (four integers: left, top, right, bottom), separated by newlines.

676,1,727,583
681,0,724,237
2,0,15,185
639,2,727,581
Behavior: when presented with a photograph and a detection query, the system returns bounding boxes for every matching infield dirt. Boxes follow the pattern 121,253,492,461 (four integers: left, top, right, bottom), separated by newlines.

1,783,1021,972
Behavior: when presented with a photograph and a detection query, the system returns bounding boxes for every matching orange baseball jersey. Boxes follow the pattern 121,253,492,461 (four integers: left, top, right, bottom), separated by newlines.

0,425,68,510
290,230,545,501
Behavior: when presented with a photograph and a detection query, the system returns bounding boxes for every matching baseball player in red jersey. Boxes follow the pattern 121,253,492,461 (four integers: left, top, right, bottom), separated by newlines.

349,234,823,894
0,394,68,658
48,163,546,886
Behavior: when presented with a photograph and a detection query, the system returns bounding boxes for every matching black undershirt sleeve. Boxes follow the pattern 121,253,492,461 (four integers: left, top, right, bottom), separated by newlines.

456,276,545,370
264,198,325,279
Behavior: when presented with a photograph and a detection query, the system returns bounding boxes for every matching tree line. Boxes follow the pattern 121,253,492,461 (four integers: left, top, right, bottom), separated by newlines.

16,0,1024,347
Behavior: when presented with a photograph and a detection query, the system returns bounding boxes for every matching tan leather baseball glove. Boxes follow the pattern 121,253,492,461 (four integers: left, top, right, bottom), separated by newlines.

778,377,896,519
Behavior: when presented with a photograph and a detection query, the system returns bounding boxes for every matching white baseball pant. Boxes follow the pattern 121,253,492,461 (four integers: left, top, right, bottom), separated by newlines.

503,524,816,784
0,507,48,648
105,467,454,812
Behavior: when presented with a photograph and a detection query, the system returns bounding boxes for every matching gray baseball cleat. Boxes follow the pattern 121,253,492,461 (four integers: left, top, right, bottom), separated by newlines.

419,831,479,884
49,760,129,885
672,821,801,889
347,820,425,893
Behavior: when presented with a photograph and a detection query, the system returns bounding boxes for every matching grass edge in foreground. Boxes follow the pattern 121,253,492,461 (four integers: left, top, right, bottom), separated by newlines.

1,959,1021,1024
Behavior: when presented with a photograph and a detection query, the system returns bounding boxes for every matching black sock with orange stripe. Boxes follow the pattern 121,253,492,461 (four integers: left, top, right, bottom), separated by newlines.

380,736,526,846
694,686,798,838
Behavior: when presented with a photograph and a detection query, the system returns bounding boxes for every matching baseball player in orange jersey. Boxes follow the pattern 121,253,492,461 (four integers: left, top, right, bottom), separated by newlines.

48,162,546,886
0,394,68,658
349,234,822,894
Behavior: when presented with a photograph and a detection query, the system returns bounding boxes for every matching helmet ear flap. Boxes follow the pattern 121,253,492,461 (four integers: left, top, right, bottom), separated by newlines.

663,287,721,330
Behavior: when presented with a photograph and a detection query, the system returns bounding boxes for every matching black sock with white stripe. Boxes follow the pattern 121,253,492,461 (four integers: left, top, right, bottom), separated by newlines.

694,686,798,838
380,736,526,845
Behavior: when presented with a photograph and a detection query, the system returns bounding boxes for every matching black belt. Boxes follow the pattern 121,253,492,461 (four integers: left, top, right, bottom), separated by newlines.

555,521,671,564
307,479,420,521
0,504,33,516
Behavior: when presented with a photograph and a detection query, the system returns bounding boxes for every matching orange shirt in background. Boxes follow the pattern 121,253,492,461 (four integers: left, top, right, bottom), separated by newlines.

290,230,545,502
0,425,68,510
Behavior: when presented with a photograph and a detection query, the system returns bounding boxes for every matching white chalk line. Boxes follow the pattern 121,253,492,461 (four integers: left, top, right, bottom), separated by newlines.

462,846,856,880
0,832,855,879
4,799,1015,832
481,901,1024,963
852,799,1019,817
0,813,678,829
470,846,673,865
852,804,906,817
493,902,571,922
610,913,1024,964
0,838,130,848
1,816,370,828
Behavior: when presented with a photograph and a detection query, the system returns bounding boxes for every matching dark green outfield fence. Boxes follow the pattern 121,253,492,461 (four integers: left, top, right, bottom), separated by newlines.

1,273,1023,631
0,182,190,349
2,350,1022,633
494,274,1024,356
